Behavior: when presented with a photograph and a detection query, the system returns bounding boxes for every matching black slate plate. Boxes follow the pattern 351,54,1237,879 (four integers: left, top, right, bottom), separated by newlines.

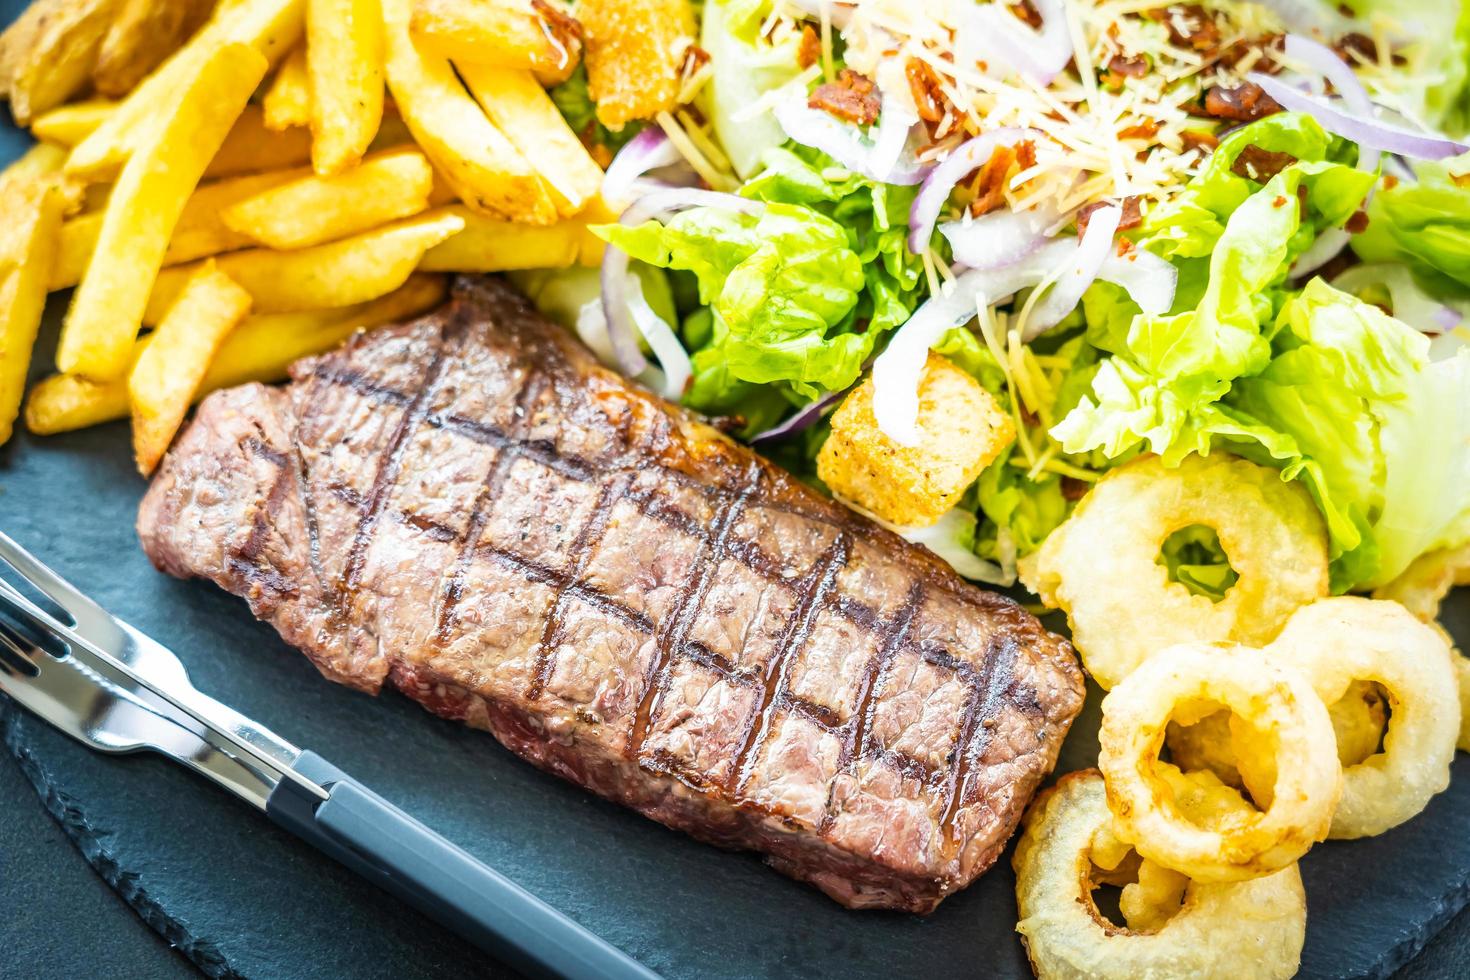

1,12,1468,973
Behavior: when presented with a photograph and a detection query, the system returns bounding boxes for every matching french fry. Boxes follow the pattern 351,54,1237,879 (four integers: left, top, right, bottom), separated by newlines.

382,0,556,223
580,0,693,129
26,274,447,435
410,0,582,84
458,64,602,217
52,168,305,291
0,0,119,125
30,99,117,147
418,204,600,271
307,0,385,175
93,0,216,98
221,147,432,250
145,209,463,320
0,143,69,192
129,261,253,474
263,45,312,131
55,42,268,380
0,178,67,444
204,106,314,178
66,0,303,182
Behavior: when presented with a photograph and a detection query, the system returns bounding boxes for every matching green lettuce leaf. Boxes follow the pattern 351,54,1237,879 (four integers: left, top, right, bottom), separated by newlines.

701,0,804,178
1353,156,1470,290
549,65,643,149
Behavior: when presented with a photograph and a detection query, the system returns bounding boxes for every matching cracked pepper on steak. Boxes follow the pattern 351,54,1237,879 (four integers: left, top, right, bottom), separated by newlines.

137,276,1084,913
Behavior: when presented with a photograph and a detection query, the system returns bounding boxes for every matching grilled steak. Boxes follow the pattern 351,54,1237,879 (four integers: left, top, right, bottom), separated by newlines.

137,276,1083,913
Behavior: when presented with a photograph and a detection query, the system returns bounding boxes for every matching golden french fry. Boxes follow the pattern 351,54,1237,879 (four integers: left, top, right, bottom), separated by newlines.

382,0,556,223
146,209,463,320
0,143,69,192
419,204,600,271
580,0,693,129
66,0,303,181
93,0,216,98
410,0,581,84
26,274,447,434
52,168,306,291
30,99,117,147
56,42,268,380
222,147,432,249
307,0,385,175
263,45,312,131
0,0,119,125
0,178,67,444
204,106,314,178
129,261,253,474
458,64,602,217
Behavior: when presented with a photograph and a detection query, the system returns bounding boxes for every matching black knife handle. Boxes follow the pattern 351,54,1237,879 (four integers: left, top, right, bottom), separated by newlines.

267,751,660,980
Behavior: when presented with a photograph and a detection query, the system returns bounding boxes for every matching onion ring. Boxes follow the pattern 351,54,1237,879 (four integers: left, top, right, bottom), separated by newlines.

1251,597,1459,839
1021,454,1330,690
1013,771,1307,979
1098,643,1341,881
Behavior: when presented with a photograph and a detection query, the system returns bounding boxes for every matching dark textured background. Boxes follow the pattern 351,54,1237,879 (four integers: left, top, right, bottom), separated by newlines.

1,2,1469,974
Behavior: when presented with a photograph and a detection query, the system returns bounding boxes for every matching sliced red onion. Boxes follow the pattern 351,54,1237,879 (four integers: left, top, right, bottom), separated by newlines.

784,0,854,30
601,129,685,205
1027,205,1121,335
600,188,765,376
954,0,1072,85
939,203,1057,271
908,128,1038,254
1097,248,1178,317
1247,72,1470,159
773,96,928,185
750,386,849,443
1283,33,1377,173
625,274,692,400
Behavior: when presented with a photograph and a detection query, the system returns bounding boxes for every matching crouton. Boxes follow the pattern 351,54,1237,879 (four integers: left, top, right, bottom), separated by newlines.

817,354,1015,527
578,0,693,130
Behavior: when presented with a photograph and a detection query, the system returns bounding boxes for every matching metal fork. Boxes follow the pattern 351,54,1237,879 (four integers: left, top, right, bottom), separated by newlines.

0,531,658,980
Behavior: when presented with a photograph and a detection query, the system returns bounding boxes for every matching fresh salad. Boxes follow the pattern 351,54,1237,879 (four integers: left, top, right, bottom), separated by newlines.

522,0,1470,597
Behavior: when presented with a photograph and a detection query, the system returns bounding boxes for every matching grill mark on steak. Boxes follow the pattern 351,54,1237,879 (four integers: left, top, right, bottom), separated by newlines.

138,276,1083,912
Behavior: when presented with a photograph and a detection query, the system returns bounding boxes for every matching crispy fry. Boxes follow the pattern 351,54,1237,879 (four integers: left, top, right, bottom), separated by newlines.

0,178,67,444
222,148,432,249
579,0,694,129
458,64,602,216
0,0,120,124
263,45,312,130
410,0,582,83
0,142,69,193
418,204,601,271
55,42,268,380
146,209,463,320
382,0,556,223
26,275,447,435
93,0,216,97
307,0,385,174
129,261,253,474
66,0,303,181
52,168,304,291
30,99,117,147
204,105,314,178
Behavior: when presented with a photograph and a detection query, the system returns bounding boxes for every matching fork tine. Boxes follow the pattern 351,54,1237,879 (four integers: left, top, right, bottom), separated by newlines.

0,531,117,638
0,570,77,643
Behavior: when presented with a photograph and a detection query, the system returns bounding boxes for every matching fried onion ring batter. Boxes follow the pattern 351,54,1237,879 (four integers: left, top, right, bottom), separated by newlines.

1022,454,1329,690
1014,771,1306,980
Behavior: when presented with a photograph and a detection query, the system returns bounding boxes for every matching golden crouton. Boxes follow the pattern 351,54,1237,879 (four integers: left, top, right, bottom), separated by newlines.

578,0,693,130
818,354,1015,528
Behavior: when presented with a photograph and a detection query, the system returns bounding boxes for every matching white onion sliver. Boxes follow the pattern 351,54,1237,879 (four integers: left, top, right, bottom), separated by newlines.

1283,34,1378,174
1026,205,1122,338
869,104,920,184
773,96,927,185
601,129,683,206
954,0,1072,85
1290,227,1351,278
625,274,692,400
908,127,1037,253
1261,0,1356,35
1096,248,1178,317
784,0,854,29
1247,72,1470,160
898,508,1011,584
939,204,1057,271
574,299,619,367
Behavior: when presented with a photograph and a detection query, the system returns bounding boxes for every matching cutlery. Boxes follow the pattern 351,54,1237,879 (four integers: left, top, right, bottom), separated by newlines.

0,530,658,980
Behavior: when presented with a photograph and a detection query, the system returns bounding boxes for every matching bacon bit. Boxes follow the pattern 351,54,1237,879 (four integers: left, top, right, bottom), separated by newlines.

906,57,950,125
1077,196,1142,237
1015,139,1037,171
1219,33,1281,73
1010,1,1043,29
1204,82,1283,122
969,145,1019,217
1315,249,1360,282
1334,32,1378,64
1151,4,1221,53
1230,144,1297,183
532,0,584,68
1452,172,1470,189
1105,53,1149,83
797,25,820,70
1272,195,1288,208
1180,129,1219,154
1116,236,1135,256
1383,174,1400,191
1061,477,1090,501
1346,209,1370,234
809,69,881,126
1118,119,1159,141
579,123,614,168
